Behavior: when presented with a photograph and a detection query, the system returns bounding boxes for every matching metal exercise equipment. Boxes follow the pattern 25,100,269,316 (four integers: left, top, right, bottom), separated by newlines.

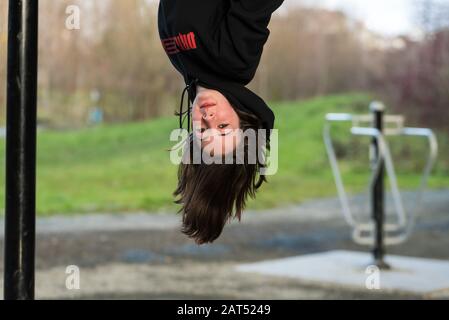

323,102,438,269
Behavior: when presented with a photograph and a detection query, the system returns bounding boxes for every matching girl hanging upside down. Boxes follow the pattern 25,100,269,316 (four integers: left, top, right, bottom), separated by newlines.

158,0,285,244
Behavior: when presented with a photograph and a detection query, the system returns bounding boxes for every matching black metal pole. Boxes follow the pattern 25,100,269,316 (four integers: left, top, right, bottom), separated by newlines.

4,0,39,300
370,102,390,270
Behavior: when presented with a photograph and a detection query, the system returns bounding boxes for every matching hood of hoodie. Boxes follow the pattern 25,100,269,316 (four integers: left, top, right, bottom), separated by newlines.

158,0,284,132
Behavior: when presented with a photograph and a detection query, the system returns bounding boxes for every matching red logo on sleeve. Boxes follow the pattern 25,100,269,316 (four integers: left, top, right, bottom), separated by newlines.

161,32,197,55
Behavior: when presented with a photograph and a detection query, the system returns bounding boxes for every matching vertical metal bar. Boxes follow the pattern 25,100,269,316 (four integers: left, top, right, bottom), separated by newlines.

370,102,390,270
4,0,39,300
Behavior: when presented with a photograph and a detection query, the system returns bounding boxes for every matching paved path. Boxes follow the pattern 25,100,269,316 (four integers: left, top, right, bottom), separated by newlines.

1,189,447,237
0,189,447,299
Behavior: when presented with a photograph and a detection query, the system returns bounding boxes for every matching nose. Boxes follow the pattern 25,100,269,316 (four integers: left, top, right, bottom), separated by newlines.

200,107,215,120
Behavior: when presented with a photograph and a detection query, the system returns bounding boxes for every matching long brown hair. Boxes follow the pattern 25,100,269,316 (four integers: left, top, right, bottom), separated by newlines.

174,108,269,244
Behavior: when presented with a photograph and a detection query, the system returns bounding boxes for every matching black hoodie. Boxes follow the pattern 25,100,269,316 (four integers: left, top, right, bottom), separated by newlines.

158,0,284,133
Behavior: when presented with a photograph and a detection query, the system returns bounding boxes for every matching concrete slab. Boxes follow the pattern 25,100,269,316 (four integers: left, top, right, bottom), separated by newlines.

236,250,449,295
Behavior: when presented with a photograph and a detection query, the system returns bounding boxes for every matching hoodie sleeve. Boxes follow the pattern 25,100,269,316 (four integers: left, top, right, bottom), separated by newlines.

208,0,284,84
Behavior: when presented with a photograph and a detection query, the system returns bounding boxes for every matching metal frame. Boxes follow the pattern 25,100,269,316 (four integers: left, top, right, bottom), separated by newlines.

323,103,438,265
4,0,39,300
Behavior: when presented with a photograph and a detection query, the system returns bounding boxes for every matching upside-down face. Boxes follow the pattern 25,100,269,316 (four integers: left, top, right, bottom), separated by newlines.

191,85,242,156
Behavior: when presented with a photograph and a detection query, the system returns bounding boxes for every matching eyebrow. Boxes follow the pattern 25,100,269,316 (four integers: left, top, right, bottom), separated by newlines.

199,128,233,140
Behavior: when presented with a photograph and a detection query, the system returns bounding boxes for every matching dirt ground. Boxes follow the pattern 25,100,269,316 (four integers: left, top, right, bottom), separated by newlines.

0,190,448,300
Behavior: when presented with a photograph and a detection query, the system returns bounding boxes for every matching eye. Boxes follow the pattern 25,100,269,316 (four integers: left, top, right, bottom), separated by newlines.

218,124,229,129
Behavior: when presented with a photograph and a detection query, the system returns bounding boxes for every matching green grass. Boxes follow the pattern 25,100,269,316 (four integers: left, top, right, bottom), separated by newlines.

0,92,447,216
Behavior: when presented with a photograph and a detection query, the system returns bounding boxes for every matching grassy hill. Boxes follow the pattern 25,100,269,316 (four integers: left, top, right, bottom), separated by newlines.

0,93,446,216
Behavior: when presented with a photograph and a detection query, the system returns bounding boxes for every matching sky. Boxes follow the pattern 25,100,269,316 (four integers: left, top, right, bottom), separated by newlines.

285,0,417,36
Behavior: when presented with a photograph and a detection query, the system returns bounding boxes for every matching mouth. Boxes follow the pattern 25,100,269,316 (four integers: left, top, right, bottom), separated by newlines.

198,96,217,109
201,104,216,109
200,102,216,109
